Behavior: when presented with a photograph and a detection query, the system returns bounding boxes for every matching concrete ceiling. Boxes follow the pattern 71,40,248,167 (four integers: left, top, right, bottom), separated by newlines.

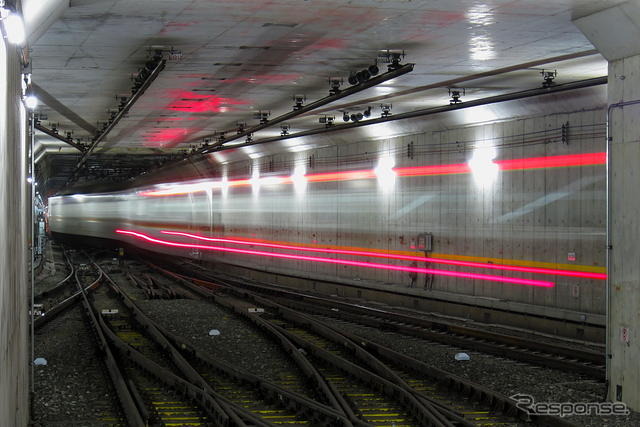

30,0,610,192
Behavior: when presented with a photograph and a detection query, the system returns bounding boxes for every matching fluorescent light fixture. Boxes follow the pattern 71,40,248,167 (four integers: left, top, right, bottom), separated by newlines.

2,10,26,45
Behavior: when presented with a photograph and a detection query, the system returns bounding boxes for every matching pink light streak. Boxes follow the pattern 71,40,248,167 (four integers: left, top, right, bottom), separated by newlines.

116,229,555,288
161,230,606,280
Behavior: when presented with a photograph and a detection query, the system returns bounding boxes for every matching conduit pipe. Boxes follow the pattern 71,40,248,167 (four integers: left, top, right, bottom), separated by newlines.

34,122,85,151
307,49,600,115
214,76,607,153
197,63,415,152
69,59,166,182
605,98,640,395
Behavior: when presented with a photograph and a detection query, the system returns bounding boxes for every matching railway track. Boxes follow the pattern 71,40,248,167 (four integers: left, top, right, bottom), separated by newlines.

37,249,581,426
34,250,102,330
92,286,214,426
90,257,358,426
173,260,604,381
34,247,74,302
32,250,127,425
266,297,604,380
144,259,581,427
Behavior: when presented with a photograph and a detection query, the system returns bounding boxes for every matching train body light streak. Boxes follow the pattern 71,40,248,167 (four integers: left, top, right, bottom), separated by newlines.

139,152,606,197
160,230,606,280
116,229,555,288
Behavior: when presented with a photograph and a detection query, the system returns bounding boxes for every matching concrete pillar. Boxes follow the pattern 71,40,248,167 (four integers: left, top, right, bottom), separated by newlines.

574,0,640,411
0,32,29,426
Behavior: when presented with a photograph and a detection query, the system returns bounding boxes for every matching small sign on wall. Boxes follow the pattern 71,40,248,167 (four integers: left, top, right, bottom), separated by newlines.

620,327,631,344
417,233,433,251
571,284,580,298
567,252,576,262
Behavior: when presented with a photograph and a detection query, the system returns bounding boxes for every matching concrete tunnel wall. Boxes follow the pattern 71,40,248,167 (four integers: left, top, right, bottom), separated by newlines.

203,107,607,315
0,34,29,426
51,105,607,321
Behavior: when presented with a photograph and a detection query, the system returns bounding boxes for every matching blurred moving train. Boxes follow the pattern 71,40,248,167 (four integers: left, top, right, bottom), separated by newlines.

49,118,607,315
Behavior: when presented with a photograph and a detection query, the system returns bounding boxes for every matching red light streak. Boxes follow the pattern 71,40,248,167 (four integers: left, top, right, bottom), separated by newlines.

496,152,606,171
161,230,606,280
140,152,605,197
116,229,554,288
166,90,247,113
395,163,471,177
306,170,377,182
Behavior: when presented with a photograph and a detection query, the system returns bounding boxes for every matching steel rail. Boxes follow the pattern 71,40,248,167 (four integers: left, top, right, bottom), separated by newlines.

160,314,356,426
153,265,361,426
155,265,474,426
152,261,584,427
96,314,233,425
93,260,282,426
271,296,605,376
74,258,144,426
34,255,101,330
199,267,605,368
34,249,75,302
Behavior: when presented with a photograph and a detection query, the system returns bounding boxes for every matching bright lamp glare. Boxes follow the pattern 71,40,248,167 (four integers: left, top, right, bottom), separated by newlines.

4,12,26,45
469,145,498,187
24,95,38,110
221,175,228,198
374,155,396,192
260,176,285,186
291,165,307,193
251,167,260,194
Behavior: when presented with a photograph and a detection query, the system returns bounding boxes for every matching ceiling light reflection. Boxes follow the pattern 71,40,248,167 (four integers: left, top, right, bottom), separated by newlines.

374,154,396,192
292,165,307,194
469,144,498,187
470,34,495,61
251,165,260,195
467,4,494,26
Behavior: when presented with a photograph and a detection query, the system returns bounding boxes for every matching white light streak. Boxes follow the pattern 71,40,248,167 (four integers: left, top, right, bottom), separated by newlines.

260,176,285,186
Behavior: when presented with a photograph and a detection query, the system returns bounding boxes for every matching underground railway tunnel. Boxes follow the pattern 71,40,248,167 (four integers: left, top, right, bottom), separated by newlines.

2,0,640,426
